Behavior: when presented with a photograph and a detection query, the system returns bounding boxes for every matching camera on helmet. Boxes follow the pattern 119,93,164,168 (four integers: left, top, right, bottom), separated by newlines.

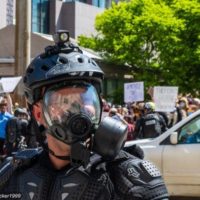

53,30,70,46
43,30,82,57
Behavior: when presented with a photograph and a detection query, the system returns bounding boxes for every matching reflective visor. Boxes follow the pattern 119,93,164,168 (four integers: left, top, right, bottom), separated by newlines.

43,84,101,126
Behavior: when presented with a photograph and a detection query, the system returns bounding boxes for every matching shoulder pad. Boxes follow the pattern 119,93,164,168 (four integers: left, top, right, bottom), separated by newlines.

111,152,161,179
85,153,105,173
107,155,169,199
13,147,43,167
112,150,136,162
0,148,43,189
14,147,43,160
0,157,17,188
123,144,144,159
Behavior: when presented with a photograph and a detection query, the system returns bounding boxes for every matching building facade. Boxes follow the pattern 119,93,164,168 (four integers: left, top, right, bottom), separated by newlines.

0,0,15,29
0,0,132,103
0,0,120,37
32,0,50,34
62,0,111,8
31,0,114,37
49,0,105,38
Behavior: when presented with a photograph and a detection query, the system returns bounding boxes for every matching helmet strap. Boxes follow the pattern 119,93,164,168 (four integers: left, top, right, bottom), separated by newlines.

47,147,71,161
43,141,91,166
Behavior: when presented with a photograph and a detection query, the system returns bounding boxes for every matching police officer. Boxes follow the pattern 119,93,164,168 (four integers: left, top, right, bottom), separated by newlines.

0,31,169,200
4,108,29,156
134,102,167,139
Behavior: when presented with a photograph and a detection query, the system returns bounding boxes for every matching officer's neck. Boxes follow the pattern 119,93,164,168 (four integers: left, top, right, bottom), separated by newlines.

47,134,71,170
49,153,70,170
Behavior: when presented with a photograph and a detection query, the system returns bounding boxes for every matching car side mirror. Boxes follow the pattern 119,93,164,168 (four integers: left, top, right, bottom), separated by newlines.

170,132,178,145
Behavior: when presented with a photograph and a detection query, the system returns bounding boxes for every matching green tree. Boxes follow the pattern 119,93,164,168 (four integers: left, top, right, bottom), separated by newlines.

78,0,200,95
166,0,200,94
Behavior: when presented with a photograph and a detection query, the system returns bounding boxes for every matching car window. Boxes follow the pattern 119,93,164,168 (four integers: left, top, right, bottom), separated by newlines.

178,116,200,144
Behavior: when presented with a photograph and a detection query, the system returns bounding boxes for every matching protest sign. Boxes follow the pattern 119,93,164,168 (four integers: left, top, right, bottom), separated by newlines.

0,76,22,93
153,86,178,112
124,82,144,103
0,83,4,94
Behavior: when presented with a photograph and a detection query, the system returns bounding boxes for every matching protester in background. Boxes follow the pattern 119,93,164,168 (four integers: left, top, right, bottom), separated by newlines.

0,98,13,154
131,102,144,122
14,108,29,120
13,102,20,113
157,111,169,128
187,104,198,115
124,115,135,141
186,97,199,115
178,97,189,118
121,107,129,116
168,106,183,128
108,107,124,122
3,94,13,114
102,98,111,112
193,98,200,109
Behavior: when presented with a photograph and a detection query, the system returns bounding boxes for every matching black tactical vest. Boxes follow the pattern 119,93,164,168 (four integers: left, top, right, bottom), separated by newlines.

1,152,114,200
0,149,169,200
142,113,162,138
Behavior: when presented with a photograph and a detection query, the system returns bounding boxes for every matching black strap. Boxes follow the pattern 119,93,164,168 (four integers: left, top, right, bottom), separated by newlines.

47,148,71,160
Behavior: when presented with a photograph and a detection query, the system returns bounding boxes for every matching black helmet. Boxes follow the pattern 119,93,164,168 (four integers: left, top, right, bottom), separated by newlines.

23,41,104,104
14,108,28,117
23,31,104,146
144,102,155,112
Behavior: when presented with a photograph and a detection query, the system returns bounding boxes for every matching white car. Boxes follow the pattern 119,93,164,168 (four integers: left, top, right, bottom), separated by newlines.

125,110,200,197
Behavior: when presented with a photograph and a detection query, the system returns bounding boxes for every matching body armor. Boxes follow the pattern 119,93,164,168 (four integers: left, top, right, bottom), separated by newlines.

0,150,113,200
142,113,162,138
135,112,167,139
0,149,169,200
107,151,169,200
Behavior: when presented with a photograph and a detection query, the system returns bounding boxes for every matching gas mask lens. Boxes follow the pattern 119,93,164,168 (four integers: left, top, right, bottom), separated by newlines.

43,84,101,129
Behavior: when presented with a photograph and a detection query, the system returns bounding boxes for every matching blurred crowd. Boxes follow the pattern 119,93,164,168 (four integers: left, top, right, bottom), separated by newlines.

0,93,37,159
0,92,200,159
102,95,200,141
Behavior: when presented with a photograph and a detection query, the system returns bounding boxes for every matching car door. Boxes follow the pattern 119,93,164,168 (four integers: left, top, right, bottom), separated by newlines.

162,115,200,196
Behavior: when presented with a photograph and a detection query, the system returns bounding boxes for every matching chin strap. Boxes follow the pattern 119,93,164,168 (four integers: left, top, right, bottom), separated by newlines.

48,148,71,160
42,142,71,161
42,140,91,166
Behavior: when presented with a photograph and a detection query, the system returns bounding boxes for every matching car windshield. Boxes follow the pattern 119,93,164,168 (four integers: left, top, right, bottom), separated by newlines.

178,116,200,144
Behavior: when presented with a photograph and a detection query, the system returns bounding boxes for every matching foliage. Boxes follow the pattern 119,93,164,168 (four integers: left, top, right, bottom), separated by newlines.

108,86,124,105
78,0,200,95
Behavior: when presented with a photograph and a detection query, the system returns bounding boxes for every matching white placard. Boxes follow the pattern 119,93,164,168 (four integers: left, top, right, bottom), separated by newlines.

153,86,178,112
124,82,144,103
0,76,22,93
0,83,4,94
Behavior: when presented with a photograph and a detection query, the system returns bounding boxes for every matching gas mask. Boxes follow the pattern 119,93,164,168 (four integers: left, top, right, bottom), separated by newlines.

42,82,128,166
43,83,101,144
